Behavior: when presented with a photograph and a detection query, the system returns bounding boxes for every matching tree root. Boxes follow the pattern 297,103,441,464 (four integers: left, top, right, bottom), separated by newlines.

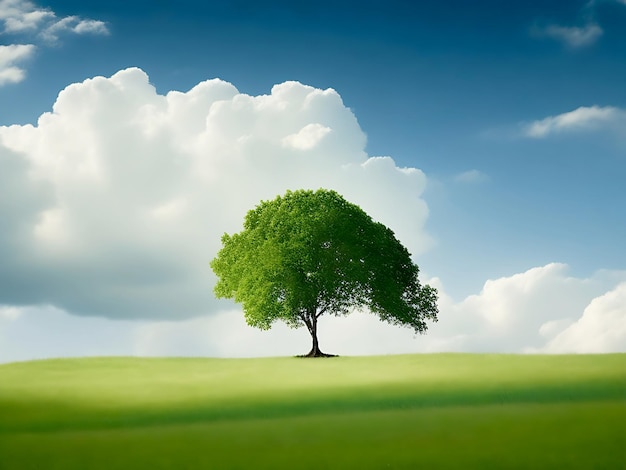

296,351,338,358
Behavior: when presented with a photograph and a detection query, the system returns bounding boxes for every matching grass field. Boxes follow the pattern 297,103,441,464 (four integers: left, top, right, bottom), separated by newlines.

0,354,624,469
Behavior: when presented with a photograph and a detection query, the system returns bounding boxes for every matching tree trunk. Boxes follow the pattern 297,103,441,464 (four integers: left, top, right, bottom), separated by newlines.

302,314,336,357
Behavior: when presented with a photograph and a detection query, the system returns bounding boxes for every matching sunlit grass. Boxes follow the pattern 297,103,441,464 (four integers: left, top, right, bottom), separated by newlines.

1,354,624,469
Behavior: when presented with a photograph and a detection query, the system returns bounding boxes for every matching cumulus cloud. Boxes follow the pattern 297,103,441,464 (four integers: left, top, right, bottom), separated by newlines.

0,67,431,321
0,43,34,85
443,263,603,352
539,282,626,353
524,105,625,138
323,263,626,355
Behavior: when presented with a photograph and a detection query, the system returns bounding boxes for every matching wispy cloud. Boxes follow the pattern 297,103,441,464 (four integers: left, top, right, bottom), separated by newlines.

0,0,109,42
0,0,109,86
545,23,604,48
523,105,625,138
528,0,626,49
454,169,488,184
40,15,109,44
535,23,603,48
0,43,34,85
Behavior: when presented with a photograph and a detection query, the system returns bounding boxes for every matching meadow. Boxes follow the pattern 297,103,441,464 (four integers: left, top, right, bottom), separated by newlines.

0,353,624,469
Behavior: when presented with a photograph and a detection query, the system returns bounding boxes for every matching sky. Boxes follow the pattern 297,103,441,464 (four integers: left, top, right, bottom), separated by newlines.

1,0,625,362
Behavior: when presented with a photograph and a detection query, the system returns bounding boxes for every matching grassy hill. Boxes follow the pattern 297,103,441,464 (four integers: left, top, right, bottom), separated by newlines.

0,354,624,469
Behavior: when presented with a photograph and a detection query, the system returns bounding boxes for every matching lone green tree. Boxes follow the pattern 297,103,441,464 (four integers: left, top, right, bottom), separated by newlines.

211,189,438,357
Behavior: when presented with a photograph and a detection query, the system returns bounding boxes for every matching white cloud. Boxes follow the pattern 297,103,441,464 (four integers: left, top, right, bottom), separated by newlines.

0,0,53,33
41,15,109,43
72,18,108,35
534,23,603,48
446,264,600,351
0,0,108,85
0,0,108,38
0,43,34,85
524,105,625,138
318,263,626,355
0,67,431,321
539,282,626,353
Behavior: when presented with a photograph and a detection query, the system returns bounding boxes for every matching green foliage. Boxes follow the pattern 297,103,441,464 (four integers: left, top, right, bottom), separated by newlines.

211,189,438,339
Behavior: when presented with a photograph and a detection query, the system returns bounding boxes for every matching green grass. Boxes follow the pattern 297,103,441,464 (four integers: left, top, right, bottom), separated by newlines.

0,354,624,469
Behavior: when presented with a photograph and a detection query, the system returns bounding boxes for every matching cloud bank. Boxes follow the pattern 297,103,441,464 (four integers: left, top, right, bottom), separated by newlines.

0,67,431,321
1,263,624,363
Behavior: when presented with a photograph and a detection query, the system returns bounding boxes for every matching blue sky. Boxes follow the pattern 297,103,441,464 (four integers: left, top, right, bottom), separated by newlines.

1,0,625,361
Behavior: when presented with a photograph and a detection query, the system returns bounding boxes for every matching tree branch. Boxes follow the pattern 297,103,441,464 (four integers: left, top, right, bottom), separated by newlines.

315,306,328,319
299,312,313,334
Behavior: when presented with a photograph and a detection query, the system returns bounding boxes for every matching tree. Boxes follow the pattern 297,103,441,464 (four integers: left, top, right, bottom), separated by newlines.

210,189,438,357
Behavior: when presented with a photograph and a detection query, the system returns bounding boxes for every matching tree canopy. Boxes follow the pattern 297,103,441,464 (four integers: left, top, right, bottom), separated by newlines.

210,189,438,356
